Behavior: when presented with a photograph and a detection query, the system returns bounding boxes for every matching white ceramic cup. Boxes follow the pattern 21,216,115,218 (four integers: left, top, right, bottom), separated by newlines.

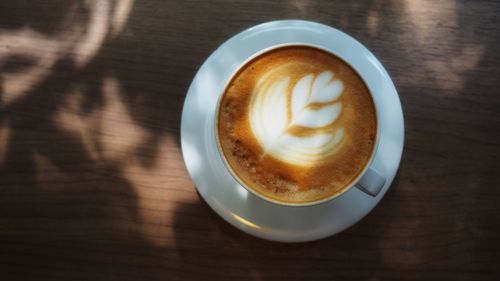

214,43,386,207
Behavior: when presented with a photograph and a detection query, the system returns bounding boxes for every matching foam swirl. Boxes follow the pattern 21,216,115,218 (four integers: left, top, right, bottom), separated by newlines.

249,66,345,167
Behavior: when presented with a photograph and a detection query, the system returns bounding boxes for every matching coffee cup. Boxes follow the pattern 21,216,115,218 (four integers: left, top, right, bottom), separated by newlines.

215,43,385,207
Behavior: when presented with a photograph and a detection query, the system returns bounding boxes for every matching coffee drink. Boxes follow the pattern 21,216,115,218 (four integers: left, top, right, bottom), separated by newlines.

217,46,377,204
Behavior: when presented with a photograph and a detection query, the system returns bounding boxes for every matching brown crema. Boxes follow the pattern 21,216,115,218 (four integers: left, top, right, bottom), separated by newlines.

217,46,377,204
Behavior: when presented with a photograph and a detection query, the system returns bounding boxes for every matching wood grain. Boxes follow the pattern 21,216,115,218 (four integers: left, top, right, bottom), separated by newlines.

1,0,499,280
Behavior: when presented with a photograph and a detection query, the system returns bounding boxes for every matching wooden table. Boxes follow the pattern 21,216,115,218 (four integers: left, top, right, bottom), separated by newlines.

1,1,499,280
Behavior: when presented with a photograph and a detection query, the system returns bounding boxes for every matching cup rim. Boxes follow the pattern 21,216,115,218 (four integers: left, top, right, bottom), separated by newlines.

214,42,381,207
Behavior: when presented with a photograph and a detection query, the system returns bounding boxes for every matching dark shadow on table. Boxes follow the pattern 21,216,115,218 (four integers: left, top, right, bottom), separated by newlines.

0,1,187,280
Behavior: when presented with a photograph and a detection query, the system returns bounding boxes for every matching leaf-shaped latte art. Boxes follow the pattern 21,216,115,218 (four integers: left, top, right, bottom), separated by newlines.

249,68,345,167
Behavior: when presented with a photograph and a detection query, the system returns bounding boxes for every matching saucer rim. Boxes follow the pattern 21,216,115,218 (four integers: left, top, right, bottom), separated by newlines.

180,20,404,242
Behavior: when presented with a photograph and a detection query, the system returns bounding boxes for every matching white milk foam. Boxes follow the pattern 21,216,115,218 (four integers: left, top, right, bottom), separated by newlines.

249,64,345,167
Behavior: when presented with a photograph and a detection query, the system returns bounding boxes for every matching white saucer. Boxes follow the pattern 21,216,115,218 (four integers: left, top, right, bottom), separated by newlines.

180,20,404,242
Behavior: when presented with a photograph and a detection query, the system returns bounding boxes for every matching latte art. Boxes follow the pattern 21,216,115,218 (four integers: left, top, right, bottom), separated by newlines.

217,46,377,203
250,66,345,166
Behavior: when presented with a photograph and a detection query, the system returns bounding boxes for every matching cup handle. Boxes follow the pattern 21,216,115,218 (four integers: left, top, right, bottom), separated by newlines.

355,167,386,197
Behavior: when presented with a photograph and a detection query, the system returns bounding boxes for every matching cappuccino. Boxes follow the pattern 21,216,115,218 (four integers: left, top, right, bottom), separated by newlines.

217,46,377,204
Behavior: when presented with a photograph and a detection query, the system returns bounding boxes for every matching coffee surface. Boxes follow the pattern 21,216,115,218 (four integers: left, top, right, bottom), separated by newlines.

218,46,377,203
